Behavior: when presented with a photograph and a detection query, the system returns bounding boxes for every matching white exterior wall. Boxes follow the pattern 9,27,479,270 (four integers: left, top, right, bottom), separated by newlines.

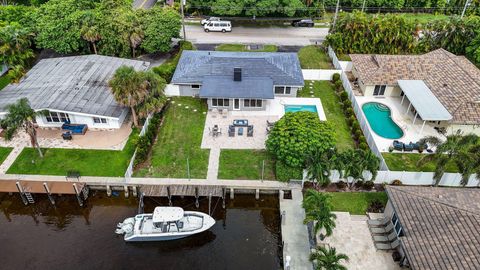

339,61,352,72
302,69,341,81
362,85,399,96
35,111,123,129
448,124,480,136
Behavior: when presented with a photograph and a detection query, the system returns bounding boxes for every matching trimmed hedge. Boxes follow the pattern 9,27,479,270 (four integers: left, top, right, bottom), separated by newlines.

275,161,303,182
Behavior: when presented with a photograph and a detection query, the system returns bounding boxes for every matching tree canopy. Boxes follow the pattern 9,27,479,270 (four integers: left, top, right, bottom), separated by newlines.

266,111,335,168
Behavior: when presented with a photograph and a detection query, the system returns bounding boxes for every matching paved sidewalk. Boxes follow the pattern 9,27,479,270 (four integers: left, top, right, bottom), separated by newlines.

0,146,24,174
206,147,220,180
280,188,312,270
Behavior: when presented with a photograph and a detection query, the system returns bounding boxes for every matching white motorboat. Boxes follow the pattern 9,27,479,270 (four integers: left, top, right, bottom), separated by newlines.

115,207,216,242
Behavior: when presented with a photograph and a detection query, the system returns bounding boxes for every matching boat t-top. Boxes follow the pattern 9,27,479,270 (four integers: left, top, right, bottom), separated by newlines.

115,207,216,242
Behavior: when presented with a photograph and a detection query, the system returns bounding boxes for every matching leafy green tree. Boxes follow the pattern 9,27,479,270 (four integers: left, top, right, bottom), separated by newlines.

128,25,144,58
266,111,335,168
0,5,37,30
302,189,336,238
0,22,34,68
310,246,349,270
305,148,338,187
337,149,379,188
80,11,101,55
0,98,44,157
140,7,181,54
466,30,480,64
419,131,479,186
212,0,244,16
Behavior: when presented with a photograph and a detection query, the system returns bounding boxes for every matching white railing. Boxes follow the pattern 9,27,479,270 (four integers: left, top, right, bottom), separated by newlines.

328,46,342,70
124,113,153,182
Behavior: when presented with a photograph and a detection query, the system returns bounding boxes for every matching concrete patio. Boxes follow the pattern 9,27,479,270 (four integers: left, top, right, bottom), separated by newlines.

355,96,445,152
320,212,402,270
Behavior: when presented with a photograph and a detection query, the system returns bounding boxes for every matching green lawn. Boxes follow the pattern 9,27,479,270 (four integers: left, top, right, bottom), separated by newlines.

382,153,459,172
135,97,210,179
400,13,450,24
7,131,138,177
215,44,278,52
218,149,276,180
298,81,355,150
328,192,388,215
298,45,334,69
0,147,13,166
0,74,11,90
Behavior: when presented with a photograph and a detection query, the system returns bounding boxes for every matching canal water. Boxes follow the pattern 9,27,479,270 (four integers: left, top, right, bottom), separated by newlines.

0,192,282,270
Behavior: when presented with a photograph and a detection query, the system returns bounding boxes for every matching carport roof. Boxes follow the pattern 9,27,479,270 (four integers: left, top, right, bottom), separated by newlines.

200,76,274,99
398,80,452,121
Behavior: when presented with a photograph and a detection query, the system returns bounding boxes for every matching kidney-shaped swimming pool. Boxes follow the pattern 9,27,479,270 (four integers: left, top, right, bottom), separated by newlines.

362,102,404,139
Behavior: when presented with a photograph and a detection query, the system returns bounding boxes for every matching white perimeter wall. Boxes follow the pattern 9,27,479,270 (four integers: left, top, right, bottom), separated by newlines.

302,69,341,81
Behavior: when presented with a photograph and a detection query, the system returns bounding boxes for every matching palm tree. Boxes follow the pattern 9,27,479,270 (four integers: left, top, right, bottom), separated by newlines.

455,144,480,186
310,246,349,270
81,25,101,54
338,149,379,188
419,131,479,186
109,66,148,127
128,26,144,58
135,71,167,118
305,148,338,187
1,98,43,157
303,189,336,239
0,22,34,68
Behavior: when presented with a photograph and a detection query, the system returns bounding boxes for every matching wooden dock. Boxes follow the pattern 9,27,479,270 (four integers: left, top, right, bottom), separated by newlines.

141,185,224,197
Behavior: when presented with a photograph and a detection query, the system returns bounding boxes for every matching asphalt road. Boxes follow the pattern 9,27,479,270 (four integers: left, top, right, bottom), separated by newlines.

183,25,328,46
132,0,157,9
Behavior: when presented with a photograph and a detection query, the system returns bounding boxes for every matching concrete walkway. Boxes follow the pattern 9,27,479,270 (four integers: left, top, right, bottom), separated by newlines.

0,146,24,174
280,188,312,270
206,147,220,180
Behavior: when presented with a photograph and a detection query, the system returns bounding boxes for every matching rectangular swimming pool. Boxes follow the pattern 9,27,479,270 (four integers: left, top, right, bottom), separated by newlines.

284,105,318,113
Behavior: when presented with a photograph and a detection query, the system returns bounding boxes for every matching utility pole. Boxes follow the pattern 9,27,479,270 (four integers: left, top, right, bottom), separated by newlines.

361,0,366,12
461,0,471,18
180,0,187,41
332,0,340,30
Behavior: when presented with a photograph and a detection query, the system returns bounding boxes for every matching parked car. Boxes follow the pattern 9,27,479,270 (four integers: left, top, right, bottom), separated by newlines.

291,19,314,27
201,17,221,26
204,21,232,33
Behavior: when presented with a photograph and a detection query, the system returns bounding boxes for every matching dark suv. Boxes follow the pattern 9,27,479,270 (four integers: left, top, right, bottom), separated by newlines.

291,19,314,27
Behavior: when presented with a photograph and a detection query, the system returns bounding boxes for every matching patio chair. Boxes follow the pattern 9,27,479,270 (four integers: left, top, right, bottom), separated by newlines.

228,125,235,137
367,216,389,227
247,125,253,137
211,108,218,118
370,222,394,234
393,140,404,151
373,231,397,243
375,239,400,251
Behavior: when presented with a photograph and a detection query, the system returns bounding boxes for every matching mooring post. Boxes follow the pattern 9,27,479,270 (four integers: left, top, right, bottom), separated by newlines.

73,183,83,207
167,186,172,206
208,193,212,216
195,187,199,208
222,188,226,209
43,182,55,205
106,185,112,197
279,190,284,200
138,192,144,214
255,189,260,200
15,182,28,205
132,186,138,197
230,188,234,199
124,185,129,198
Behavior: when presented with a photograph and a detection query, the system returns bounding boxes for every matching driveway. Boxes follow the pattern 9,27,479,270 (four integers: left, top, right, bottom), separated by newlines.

183,25,328,46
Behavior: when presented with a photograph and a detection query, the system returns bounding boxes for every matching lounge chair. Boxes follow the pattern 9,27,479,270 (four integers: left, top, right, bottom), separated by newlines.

367,217,389,227
211,108,218,118
247,125,253,137
373,231,397,243
393,140,404,151
375,239,400,250
228,125,235,137
370,223,394,234
403,142,414,152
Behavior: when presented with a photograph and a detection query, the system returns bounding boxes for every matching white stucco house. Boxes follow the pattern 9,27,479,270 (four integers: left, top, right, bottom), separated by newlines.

349,48,480,135
0,55,150,129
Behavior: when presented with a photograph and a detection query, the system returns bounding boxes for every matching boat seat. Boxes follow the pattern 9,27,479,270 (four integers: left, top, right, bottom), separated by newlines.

178,221,184,229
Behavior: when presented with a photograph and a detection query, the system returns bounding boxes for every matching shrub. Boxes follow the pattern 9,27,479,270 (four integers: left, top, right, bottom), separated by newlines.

367,199,385,213
354,129,363,140
332,73,340,82
363,180,374,190
334,80,343,91
359,142,369,150
358,135,367,145
275,161,303,182
391,179,403,186
152,63,176,82
339,91,348,101
336,181,347,189
351,122,360,132
266,111,335,168
347,115,356,126
344,107,353,118
342,99,352,110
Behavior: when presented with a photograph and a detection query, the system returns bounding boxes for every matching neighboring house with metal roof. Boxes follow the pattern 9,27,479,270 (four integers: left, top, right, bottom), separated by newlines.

350,48,480,135
0,55,150,129
171,50,304,111
381,186,480,269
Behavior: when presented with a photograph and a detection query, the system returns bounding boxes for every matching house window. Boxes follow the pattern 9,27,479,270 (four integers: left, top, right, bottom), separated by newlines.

211,98,229,107
373,85,386,96
93,117,108,124
243,99,262,108
391,213,404,237
274,86,292,95
45,111,70,123
191,84,200,89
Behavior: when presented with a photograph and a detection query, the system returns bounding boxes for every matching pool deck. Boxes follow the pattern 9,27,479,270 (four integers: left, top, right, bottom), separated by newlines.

355,96,444,152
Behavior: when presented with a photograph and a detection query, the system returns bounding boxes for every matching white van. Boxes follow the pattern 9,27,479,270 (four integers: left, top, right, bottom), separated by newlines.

204,21,232,33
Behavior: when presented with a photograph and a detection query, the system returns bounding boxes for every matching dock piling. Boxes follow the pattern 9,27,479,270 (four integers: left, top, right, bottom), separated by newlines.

167,186,172,206
208,193,212,216
132,186,138,197
106,185,112,197
195,187,199,208
255,189,260,200
73,183,84,207
43,182,55,205
124,186,129,198
230,188,234,199
222,188,226,209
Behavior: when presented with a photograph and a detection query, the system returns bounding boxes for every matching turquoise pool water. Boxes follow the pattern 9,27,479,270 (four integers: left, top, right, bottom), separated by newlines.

362,102,404,139
284,105,318,113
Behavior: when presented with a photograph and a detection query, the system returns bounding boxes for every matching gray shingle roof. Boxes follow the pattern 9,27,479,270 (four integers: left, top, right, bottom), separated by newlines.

386,186,480,270
171,50,304,87
200,76,274,99
0,55,150,118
